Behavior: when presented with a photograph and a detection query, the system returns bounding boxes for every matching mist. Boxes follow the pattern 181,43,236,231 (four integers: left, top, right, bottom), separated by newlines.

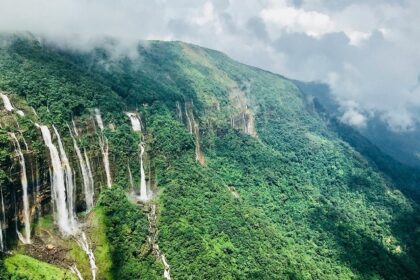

1,0,419,132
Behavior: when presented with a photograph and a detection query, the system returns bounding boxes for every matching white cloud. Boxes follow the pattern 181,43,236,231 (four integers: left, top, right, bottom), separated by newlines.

0,0,419,132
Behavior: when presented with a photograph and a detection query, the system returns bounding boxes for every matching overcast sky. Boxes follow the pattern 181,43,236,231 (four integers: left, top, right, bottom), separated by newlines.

1,0,419,132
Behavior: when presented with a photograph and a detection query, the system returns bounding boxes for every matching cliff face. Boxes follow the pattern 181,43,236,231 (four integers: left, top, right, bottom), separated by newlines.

0,35,419,279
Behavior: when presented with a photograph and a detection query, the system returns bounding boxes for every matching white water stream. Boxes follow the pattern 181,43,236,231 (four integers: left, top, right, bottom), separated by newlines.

10,132,31,244
1,93,25,116
95,109,112,188
0,186,4,251
75,231,97,280
70,130,94,212
39,124,97,279
53,126,78,231
39,125,76,235
139,143,148,201
126,112,142,132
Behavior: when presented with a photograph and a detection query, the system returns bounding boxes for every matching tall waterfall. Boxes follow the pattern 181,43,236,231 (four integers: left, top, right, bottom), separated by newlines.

39,124,98,278
127,164,134,189
0,186,4,251
53,126,77,231
185,103,205,165
184,103,193,134
126,112,149,201
10,132,31,244
70,130,94,212
38,125,76,235
1,185,6,251
83,150,94,195
0,218,3,251
95,109,112,188
126,112,142,132
139,143,148,201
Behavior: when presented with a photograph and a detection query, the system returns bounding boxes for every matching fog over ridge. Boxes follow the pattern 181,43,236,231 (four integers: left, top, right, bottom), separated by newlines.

1,0,419,132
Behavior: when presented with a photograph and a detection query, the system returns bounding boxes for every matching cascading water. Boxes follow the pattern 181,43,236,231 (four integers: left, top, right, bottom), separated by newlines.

0,186,4,251
94,109,104,131
184,103,193,134
0,92,25,116
10,132,31,244
126,112,142,132
139,143,148,201
95,109,112,188
1,92,14,111
53,126,77,231
83,150,95,195
127,164,134,189
39,124,98,279
148,204,171,280
38,125,75,235
70,265,84,280
75,232,97,280
126,112,149,201
0,219,3,252
70,130,94,212
184,103,205,165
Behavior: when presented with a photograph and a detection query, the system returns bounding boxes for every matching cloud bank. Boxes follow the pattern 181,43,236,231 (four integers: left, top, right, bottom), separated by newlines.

1,0,419,131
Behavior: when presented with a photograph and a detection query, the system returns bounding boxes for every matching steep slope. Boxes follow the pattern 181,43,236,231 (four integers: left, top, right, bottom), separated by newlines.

295,81,420,169
0,34,419,279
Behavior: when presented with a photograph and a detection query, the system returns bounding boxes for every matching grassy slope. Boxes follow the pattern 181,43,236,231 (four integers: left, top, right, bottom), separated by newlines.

0,35,418,279
3,254,77,280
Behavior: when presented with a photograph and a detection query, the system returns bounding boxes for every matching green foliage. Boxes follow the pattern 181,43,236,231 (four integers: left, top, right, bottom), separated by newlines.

97,186,163,279
3,254,77,280
0,34,419,280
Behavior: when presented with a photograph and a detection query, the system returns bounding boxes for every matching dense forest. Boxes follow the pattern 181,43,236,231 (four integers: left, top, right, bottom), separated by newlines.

0,33,419,279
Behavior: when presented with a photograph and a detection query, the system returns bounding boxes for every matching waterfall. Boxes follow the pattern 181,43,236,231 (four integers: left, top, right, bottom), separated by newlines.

83,150,95,196
38,125,76,235
148,204,171,280
70,130,94,212
0,218,3,252
95,109,112,188
94,109,104,131
53,126,77,231
139,143,148,201
0,92,25,116
72,119,79,136
75,232,97,280
0,186,4,251
99,136,112,188
185,103,205,165
39,125,98,278
70,265,84,280
184,103,193,134
10,132,31,244
127,164,134,189
176,102,183,122
126,112,149,201
1,92,14,111
126,112,142,132
33,161,42,218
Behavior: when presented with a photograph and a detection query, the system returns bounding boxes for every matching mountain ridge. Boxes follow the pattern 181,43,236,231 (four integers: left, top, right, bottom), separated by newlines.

0,34,419,279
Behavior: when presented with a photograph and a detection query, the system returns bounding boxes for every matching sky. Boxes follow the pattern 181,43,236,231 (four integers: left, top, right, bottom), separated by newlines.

0,0,419,132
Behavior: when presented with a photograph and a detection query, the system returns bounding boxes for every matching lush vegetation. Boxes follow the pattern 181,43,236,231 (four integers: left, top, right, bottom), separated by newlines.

2,254,77,279
0,34,419,279
97,186,163,279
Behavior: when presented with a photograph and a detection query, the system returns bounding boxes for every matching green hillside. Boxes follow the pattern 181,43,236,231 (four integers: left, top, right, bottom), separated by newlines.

0,34,419,279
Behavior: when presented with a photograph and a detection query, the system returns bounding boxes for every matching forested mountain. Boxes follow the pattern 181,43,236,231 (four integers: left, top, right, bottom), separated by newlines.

295,81,420,169
0,34,419,280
